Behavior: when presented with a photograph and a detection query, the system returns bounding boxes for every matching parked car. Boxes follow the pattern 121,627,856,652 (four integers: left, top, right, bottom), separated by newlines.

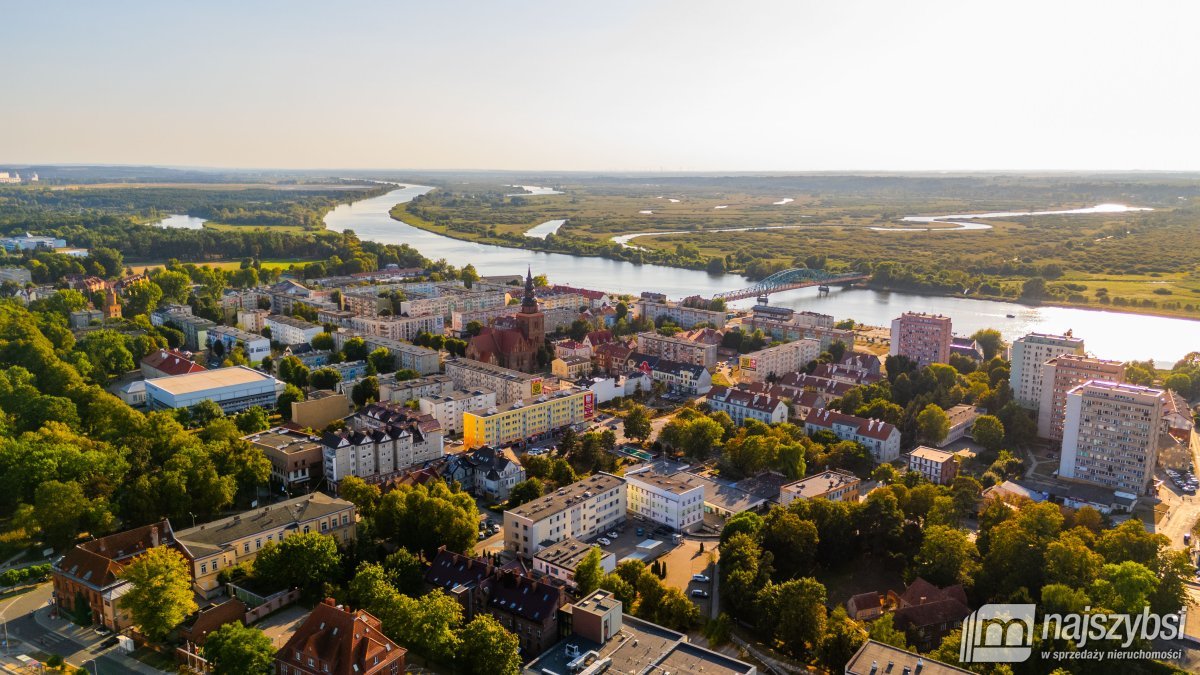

636,528,645,537
690,589,709,598
94,626,112,636
607,531,620,539
691,574,710,583
597,537,612,546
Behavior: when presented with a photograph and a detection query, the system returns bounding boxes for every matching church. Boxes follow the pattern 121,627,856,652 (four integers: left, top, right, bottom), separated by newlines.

465,269,545,373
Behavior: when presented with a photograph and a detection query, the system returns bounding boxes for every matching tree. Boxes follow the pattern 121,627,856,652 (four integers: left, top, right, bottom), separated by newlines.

277,356,309,389
351,376,379,407
154,269,193,305
624,404,652,442
203,622,275,675
817,607,867,671
338,476,381,516
123,281,163,316
1021,276,1048,299
34,480,110,549
910,525,979,588
373,481,478,557
119,546,198,642
757,577,827,658
868,613,908,649
77,331,135,383
343,336,369,362
970,414,1005,452
368,347,395,375
311,332,335,351
234,406,271,434
277,384,305,420
574,546,604,596
458,614,521,675
970,329,1005,360
309,367,342,390
761,509,818,580
916,404,950,446
508,478,544,507
253,532,340,598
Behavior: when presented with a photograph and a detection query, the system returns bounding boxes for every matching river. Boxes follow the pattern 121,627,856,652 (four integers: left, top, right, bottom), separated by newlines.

155,213,208,229
324,184,1200,365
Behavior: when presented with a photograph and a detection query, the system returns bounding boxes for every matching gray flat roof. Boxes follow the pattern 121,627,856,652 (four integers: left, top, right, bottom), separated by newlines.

509,473,624,522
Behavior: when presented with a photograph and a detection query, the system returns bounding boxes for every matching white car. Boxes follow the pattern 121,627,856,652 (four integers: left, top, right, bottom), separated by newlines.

691,574,710,583
597,537,612,546
690,589,709,598
607,531,620,539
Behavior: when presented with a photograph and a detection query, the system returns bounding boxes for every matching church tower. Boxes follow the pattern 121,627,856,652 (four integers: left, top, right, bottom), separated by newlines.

516,267,545,346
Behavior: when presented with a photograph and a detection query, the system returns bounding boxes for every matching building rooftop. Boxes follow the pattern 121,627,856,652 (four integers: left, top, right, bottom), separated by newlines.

175,493,353,558
624,469,701,496
467,387,587,417
445,357,540,381
911,446,956,462
709,386,786,414
678,473,764,514
509,473,625,522
246,427,323,456
145,365,278,396
781,469,861,500
266,313,320,329
845,640,971,675
533,538,602,572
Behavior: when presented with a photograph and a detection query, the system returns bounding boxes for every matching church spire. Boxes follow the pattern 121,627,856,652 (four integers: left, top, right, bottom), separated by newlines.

521,267,539,313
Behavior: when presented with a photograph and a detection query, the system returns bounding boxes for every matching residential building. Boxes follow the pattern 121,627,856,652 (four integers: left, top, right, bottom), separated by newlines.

335,331,441,375
845,641,971,675
322,405,444,488
316,308,357,327
445,445,526,500
265,280,335,316
592,341,633,376
176,493,356,597
377,373,454,403
317,360,369,384
743,309,851,348
247,427,323,487
1010,332,1086,408
274,599,405,675
118,380,146,406
207,325,271,364
908,446,959,485
846,593,884,621
140,348,205,379
465,270,544,373
950,336,983,361
145,366,284,414
804,409,901,462
635,294,726,328
236,308,270,333
749,304,834,329
779,469,862,506
943,404,982,445
624,468,705,532
418,387,496,433
450,303,521,333
838,351,882,376
0,232,67,252
890,578,972,651
445,357,544,405
635,331,718,368
553,339,592,360
0,266,32,284
350,313,445,343
290,390,355,430
68,308,103,328
532,538,615,589
1059,380,1164,495
626,353,713,395
523,589,756,675
889,312,952,367
706,386,788,425
266,314,322,346
52,520,176,630
151,305,215,351
551,355,591,379
504,473,626,558
811,362,882,386
462,387,595,449
1037,354,1125,440
736,339,821,382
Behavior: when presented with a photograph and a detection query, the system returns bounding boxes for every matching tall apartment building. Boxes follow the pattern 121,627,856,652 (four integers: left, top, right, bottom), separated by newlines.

1037,354,1124,440
1010,333,1085,408
624,469,704,532
736,339,821,382
635,331,718,368
334,331,441,375
444,357,543,405
236,308,270,333
377,373,454,403
322,405,444,487
635,295,726,329
504,473,626,558
1059,381,1164,495
350,313,445,342
462,388,595,449
889,312,952,367
418,388,496,433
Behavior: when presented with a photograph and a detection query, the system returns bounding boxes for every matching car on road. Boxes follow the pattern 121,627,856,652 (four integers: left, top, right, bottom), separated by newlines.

607,531,620,539
94,626,112,636
691,574,710,583
690,589,709,598
101,636,119,649
636,527,644,537
597,537,612,546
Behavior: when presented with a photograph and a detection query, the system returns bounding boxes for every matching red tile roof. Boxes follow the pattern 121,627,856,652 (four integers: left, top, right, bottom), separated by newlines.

141,349,206,376
276,600,405,675
804,408,897,441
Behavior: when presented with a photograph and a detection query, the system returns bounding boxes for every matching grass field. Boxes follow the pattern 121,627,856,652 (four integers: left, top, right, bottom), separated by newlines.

202,221,313,233
46,182,373,191
129,258,312,274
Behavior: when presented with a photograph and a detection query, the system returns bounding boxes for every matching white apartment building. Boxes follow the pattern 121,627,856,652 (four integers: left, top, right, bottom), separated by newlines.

350,313,445,343
636,331,719,368
706,386,788,425
333,331,442,375
804,409,901,462
532,538,616,590
444,357,543,405
504,473,627,558
376,373,455,403
418,388,496,434
635,296,726,329
236,308,270,333
908,446,959,485
1059,381,1164,495
321,405,444,488
736,339,821,382
1010,333,1085,409
624,469,705,532
265,314,322,346
206,325,271,363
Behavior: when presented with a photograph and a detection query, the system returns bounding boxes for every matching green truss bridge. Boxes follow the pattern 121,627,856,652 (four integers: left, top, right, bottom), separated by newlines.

713,268,869,302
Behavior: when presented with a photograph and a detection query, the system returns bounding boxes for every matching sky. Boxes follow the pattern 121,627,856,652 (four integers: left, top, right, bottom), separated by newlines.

2,1,1198,172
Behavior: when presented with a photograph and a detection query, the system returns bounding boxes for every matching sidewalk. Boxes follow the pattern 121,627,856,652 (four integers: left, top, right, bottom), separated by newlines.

32,605,168,674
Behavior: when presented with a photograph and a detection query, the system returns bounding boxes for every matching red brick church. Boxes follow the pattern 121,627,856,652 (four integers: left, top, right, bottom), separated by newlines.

465,268,545,373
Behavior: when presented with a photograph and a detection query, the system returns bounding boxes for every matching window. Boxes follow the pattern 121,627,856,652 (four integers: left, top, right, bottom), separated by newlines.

244,542,250,554
201,563,207,574
256,538,262,549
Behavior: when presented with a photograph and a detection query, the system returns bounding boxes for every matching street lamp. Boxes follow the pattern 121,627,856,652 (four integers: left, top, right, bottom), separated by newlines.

188,512,197,528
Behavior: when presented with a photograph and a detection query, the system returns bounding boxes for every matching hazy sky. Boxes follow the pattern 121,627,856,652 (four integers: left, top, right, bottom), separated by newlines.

3,1,1197,171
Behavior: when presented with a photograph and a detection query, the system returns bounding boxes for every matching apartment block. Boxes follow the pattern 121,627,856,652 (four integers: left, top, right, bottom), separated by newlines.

624,469,705,532
444,357,543,405
334,331,441,375
1059,381,1164,495
236,308,270,333
462,388,595,449
1010,333,1085,408
889,312,952,367
265,314,322,346
779,469,862,506
908,446,959,485
246,427,324,486
736,338,821,382
706,385,788,425
418,388,496,433
635,295,726,329
635,331,718,368
322,405,444,487
350,313,445,343
206,325,271,363
504,473,626,558
377,373,455,403
804,409,901,462
1037,354,1124,441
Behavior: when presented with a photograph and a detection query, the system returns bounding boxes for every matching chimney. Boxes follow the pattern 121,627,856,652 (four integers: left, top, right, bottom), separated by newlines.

150,525,160,548
323,597,336,607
